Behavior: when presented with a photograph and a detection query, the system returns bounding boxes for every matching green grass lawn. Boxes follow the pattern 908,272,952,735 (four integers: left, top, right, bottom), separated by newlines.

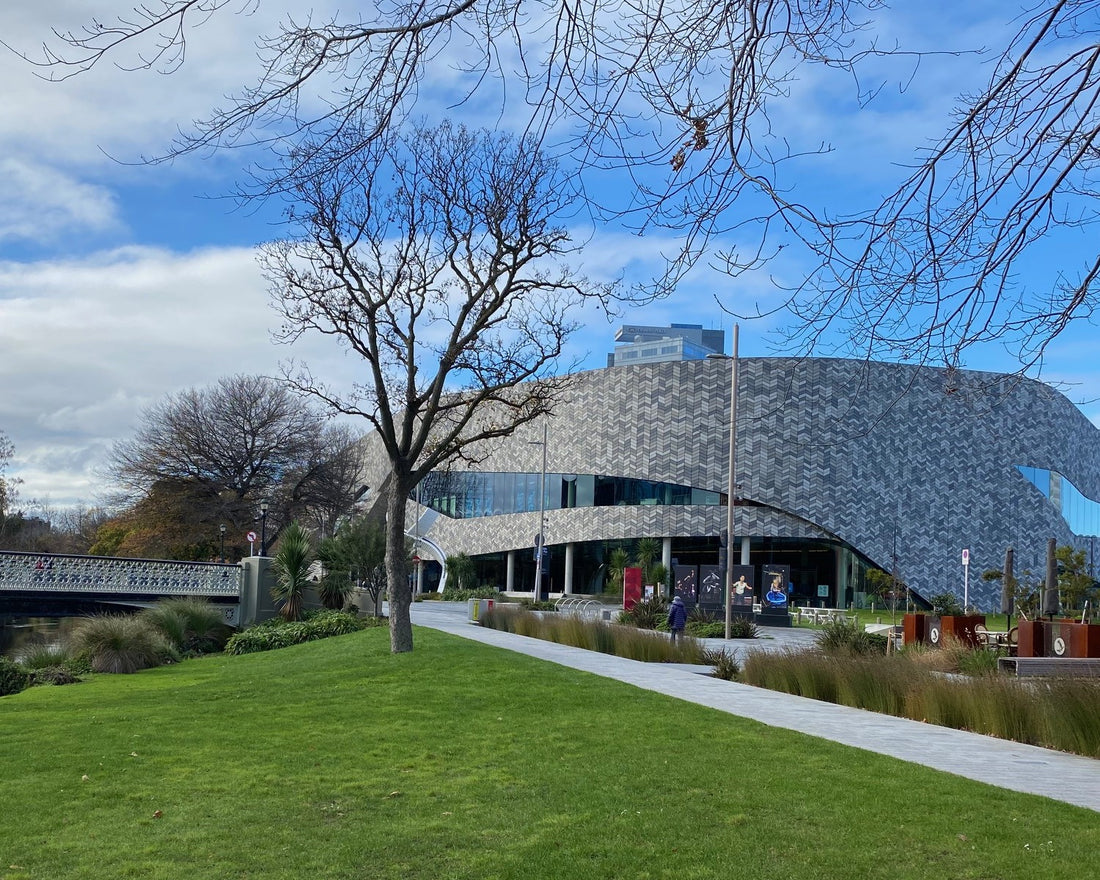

2,627,1096,880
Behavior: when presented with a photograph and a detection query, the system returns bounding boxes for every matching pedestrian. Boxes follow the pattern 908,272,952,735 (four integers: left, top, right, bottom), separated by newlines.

667,594,687,644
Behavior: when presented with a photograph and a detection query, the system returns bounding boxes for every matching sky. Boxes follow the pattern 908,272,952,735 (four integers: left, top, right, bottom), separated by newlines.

1,1,1098,513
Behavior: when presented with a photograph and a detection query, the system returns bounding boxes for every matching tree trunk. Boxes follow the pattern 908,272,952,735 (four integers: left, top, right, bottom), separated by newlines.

385,483,414,653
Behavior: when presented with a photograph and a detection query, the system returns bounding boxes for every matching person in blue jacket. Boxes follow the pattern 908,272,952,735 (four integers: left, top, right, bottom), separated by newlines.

667,595,688,644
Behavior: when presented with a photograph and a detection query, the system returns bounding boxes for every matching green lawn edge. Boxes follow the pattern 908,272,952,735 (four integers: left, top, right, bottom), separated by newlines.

1,626,1095,880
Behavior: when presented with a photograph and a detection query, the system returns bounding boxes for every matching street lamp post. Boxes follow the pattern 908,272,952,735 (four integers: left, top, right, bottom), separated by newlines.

724,325,739,640
219,523,226,563
530,424,548,601
260,500,269,556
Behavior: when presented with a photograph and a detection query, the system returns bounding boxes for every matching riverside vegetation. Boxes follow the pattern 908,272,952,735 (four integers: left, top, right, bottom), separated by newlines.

0,598,373,697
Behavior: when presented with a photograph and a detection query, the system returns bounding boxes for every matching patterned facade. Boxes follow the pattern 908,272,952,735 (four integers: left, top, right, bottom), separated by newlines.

362,358,1100,609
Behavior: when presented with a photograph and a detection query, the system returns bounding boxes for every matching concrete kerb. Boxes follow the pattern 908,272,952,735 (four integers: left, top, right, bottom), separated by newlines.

409,601,1100,813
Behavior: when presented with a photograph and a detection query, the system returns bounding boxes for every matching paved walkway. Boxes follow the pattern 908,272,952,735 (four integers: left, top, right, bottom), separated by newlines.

410,602,1100,813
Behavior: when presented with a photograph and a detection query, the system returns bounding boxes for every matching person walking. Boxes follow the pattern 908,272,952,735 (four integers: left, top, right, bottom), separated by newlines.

667,595,688,644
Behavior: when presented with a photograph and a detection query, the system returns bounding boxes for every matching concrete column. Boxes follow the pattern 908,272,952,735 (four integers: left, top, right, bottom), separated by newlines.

662,537,672,570
239,556,277,626
834,546,848,609
564,543,575,594
506,551,515,592
741,536,751,566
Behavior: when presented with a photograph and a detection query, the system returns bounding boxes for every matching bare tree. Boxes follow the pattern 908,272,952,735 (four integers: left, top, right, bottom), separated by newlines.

107,374,365,546
261,120,617,652
0,432,17,520
22,2,1100,373
765,1,1100,374
17,1,902,287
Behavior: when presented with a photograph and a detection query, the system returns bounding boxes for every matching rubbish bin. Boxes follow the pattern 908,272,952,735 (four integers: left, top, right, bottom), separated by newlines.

467,598,494,623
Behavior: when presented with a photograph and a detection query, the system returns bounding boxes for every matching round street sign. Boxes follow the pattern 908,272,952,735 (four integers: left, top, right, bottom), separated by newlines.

247,531,258,543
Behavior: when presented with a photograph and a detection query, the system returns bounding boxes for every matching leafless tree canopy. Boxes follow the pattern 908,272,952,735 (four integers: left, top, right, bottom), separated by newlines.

26,1,891,269
754,0,1100,372
107,374,365,540
24,0,1100,373
261,121,616,651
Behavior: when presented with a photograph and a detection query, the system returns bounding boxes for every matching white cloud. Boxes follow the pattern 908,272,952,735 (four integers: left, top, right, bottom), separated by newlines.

0,245,356,507
0,158,120,243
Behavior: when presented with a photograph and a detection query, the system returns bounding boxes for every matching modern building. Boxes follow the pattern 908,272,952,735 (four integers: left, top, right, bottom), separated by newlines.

607,323,724,367
362,357,1100,610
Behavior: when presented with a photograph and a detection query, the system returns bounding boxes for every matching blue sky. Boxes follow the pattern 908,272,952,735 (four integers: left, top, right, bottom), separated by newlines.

1,1,1097,511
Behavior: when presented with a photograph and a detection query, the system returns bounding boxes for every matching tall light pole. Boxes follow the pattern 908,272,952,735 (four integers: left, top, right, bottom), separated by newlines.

724,325,739,640
219,522,226,563
260,499,269,557
530,423,548,601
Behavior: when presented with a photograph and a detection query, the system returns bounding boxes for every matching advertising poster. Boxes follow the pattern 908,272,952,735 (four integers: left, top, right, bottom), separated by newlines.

697,565,723,607
673,565,698,604
761,564,791,608
729,564,755,609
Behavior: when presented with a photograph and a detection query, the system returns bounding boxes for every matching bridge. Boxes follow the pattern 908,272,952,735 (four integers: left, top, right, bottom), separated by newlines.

0,550,252,626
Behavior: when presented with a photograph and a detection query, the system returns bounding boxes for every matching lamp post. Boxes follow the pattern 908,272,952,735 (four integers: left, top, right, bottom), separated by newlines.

709,326,739,640
219,523,226,563
724,325,739,640
260,499,269,556
530,423,548,601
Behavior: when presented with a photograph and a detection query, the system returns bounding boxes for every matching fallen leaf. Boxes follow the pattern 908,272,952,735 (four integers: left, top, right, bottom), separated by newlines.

81,774,90,782
386,791,402,798
153,810,163,819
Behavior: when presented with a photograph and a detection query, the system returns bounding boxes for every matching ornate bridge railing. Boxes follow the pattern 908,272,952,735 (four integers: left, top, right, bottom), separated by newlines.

0,550,241,598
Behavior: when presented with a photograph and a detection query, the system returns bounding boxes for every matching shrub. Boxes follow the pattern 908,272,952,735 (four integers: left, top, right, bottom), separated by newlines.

70,615,178,674
0,657,30,697
479,606,704,664
271,521,315,621
688,621,727,638
15,642,77,671
956,646,1001,676
29,666,82,686
224,610,367,655
139,598,230,655
705,649,741,681
816,617,882,655
729,617,758,639
928,591,964,616
441,587,501,602
620,596,669,630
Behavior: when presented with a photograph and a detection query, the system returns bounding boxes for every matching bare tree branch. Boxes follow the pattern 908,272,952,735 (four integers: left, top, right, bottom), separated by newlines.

261,121,621,651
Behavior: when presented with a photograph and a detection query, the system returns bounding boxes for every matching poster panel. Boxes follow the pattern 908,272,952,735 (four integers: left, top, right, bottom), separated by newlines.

673,565,698,604
697,565,722,607
729,564,755,609
623,566,643,611
761,564,791,609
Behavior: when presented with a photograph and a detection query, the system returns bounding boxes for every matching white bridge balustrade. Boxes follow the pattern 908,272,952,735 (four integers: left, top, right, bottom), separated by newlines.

0,550,269,627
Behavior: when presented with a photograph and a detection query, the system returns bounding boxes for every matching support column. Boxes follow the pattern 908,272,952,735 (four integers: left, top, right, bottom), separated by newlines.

564,543,575,594
740,536,751,566
835,546,849,609
506,551,515,593
661,537,673,598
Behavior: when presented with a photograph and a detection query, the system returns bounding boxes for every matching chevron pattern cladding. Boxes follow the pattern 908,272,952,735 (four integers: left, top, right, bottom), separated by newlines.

362,358,1100,608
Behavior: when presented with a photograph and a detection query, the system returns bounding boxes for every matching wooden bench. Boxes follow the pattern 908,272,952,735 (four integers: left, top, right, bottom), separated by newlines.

998,657,1100,677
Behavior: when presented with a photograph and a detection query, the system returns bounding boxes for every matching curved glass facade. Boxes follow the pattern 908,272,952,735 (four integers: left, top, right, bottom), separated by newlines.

417,471,725,519
1018,466,1100,536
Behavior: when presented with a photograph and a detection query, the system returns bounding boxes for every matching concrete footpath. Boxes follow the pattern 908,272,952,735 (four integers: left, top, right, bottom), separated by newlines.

410,602,1100,813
